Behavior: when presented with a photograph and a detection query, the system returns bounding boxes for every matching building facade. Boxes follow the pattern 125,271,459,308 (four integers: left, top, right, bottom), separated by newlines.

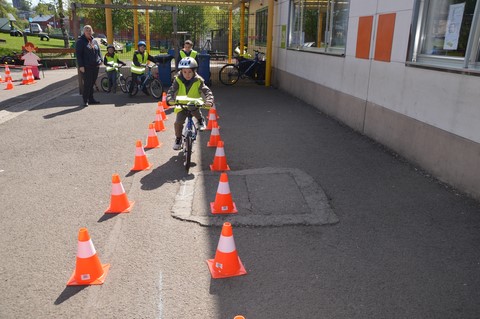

246,0,480,199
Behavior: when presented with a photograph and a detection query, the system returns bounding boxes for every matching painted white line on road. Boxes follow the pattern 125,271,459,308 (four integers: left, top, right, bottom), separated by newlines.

157,272,163,319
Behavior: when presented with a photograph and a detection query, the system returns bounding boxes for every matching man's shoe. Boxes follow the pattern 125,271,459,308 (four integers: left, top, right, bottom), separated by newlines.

198,118,206,131
172,138,182,150
89,100,101,105
82,101,89,107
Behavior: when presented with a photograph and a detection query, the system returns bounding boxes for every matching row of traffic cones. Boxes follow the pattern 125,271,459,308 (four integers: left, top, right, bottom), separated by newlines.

201,102,248,280
67,93,172,286
67,94,246,290
3,65,37,90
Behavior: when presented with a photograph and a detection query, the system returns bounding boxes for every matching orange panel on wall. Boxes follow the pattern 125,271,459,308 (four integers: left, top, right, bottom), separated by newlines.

374,13,396,62
356,16,373,59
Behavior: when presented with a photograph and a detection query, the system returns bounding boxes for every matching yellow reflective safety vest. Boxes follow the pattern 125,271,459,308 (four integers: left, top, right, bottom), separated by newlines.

105,55,119,72
131,52,148,75
174,77,202,113
180,50,197,59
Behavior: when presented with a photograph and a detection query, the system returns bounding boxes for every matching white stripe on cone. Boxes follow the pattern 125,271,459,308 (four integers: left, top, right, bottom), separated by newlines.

215,146,225,157
135,146,146,156
77,239,96,258
217,181,231,195
208,113,216,120
111,183,125,195
217,235,236,253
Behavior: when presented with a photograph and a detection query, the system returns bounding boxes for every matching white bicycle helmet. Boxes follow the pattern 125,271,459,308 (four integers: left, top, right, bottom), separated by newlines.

178,57,198,69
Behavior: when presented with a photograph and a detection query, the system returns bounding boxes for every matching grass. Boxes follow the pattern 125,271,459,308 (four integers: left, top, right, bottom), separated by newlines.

1,33,168,61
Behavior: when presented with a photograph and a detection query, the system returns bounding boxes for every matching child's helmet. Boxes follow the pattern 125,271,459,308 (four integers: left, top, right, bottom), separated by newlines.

178,57,198,69
138,41,146,48
107,44,115,50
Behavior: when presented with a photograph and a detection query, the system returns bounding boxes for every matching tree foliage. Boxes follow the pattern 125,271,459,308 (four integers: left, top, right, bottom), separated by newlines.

1,0,17,18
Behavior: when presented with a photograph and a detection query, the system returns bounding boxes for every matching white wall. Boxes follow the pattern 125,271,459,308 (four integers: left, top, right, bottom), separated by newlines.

273,0,480,144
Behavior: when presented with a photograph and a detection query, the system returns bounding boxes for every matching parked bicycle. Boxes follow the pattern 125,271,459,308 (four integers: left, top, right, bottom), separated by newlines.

125,64,163,99
174,96,209,173
219,50,266,86
100,62,127,93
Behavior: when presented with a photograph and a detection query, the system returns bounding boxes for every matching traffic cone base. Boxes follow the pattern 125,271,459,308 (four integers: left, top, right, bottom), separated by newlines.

210,202,238,214
67,263,110,285
210,163,230,171
207,257,247,279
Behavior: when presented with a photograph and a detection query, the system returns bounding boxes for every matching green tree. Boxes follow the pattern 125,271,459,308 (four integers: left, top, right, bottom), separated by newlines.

1,0,17,18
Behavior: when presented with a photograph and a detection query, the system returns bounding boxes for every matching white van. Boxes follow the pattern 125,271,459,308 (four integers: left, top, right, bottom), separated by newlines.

29,23,43,33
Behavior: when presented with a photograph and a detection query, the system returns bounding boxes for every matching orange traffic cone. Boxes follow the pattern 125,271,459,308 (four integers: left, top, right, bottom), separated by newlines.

145,123,162,149
205,110,219,130
4,64,11,82
207,121,222,147
4,78,13,90
67,228,110,286
105,173,135,213
211,173,237,214
207,222,247,278
154,109,166,132
210,141,230,171
27,67,36,84
22,68,28,85
131,140,153,171
157,104,167,121
0,72,5,83
234,316,246,319
161,92,169,110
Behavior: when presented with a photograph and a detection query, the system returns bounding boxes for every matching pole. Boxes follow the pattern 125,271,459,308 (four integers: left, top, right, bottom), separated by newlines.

105,0,113,45
240,2,245,55
265,0,274,86
228,8,233,64
133,0,139,48
146,9,150,52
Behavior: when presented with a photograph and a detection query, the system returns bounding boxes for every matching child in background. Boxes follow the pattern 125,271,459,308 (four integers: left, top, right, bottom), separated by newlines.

103,44,126,93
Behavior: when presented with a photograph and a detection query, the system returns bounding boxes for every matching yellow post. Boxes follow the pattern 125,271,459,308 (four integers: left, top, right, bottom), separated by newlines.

105,0,113,45
265,0,274,86
228,8,233,64
317,9,323,48
240,2,245,56
145,9,150,52
133,0,139,49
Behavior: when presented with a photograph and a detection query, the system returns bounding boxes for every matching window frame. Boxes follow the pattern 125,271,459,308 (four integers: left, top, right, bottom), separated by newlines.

287,0,350,55
409,0,480,71
255,7,268,47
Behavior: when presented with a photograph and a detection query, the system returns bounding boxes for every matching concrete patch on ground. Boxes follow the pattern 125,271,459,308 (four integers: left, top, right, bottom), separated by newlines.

171,167,339,226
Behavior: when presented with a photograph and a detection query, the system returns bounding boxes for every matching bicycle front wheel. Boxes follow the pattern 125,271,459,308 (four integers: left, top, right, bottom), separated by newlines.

100,77,110,92
119,75,128,93
149,79,163,99
219,64,240,86
184,133,193,173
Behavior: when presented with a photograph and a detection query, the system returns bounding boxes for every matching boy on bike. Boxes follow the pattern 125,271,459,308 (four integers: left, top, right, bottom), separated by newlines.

167,57,214,150
103,44,126,93
129,41,156,96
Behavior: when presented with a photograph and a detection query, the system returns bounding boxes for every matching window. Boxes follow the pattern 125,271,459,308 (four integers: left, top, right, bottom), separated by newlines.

410,0,480,70
256,8,268,46
288,0,350,54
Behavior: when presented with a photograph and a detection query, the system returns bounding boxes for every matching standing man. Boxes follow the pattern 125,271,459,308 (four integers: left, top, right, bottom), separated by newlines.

129,41,157,96
76,25,102,107
176,40,198,69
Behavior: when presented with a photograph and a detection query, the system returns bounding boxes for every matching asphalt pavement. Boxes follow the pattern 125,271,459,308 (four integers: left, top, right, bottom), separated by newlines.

1,70,480,318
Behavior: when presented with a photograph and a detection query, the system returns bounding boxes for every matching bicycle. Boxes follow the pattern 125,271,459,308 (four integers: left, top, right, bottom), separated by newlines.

100,63,127,93
174,96,209,173
219,50,266,86
125,64,163,99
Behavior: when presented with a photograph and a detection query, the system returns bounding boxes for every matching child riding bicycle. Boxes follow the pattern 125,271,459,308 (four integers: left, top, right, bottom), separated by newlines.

167,57,214,150
103,44,126,93
129,41,157,96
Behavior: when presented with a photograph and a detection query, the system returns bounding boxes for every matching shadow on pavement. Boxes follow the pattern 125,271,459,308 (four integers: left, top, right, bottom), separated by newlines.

53,286,87,305
140,155,194,190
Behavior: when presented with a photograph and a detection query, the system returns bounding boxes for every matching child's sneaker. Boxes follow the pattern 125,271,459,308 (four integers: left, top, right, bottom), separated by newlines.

173,137,182,150
198,118,206,131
